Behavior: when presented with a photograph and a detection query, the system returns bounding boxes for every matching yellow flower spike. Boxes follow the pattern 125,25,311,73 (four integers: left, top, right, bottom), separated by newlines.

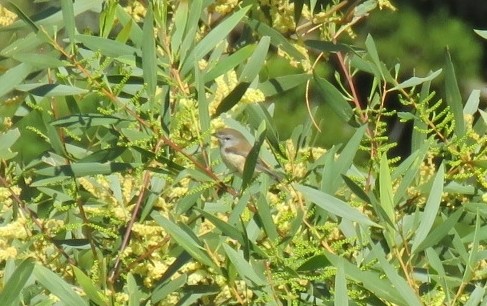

0,5,17,26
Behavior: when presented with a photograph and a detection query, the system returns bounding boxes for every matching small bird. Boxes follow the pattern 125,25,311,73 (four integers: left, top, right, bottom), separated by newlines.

214,128,283,181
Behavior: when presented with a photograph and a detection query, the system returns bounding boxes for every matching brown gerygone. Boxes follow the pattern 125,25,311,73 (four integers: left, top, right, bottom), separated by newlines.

214,128,283,181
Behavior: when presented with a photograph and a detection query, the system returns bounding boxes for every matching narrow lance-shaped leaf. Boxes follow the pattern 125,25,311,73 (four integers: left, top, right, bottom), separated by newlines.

222,244,267,287
390,69,442,91
411,164,444,253
61,0,76,43
151,212,216,269
181,5,251,75
295,184,380,227
246,18,305,60
379,155,396,227
214,82,250,116
34,264,88,306
242,124,266,190
142,5,157,98
72,266,108,306
258,73,310,97
371,244,423,306
204,45,255,82
239,36,270,82
0,63,32,98
444,49,465,136
314,74,353,123
0,259,35,306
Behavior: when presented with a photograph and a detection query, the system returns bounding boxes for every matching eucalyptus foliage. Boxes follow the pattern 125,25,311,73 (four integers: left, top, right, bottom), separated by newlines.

1,1,487,305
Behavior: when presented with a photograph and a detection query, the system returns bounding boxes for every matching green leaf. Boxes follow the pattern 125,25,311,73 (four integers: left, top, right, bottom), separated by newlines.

411,164,444,253
222,244,267,287
305,40,356,53
364,35,383,76
390,69,442,91
371,244,423,306
314,74,353,122
255,193,279,241
393,144,428,204
13,53,65,68
295,184,379,227
142,6,157,98
413,209,463,253
246,19,305,60
379,155,395,227
325,252,407,305
61,0,76,43
341,175,370,204
464,89,480,115
115,5,143,46
214,82,250,116
245,103,283,156
297,254,330,272
151,274,187,304
325,125,366,193
195,208,246,245
75,35,139,57
77,147,126,163
34,264,88,305
151,212,216,269
72,266,108,306
35,162,137,177
239,36,270,82
444,49,465,136
0,128,20,160
5,1,39,32
335,261,348,306
16,83,89,96
242,125,265,190
170,0,188,55
181,5,251,75
0,259,35,306
50,113,130,127
0,63,32,98
258,74,310,97
205,45,255,82
474,29,487,40
463,213,481,283
5,0,100,31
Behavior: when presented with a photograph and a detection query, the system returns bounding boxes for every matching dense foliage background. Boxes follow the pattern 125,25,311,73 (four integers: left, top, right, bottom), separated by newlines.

1,0,487,305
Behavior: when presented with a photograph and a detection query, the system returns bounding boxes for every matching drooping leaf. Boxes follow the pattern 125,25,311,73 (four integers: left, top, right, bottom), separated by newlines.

35,162,137,177
295,184,379,227
214,82,250,116
16,83,89,96
258,74,310,97
314,74,353,123
222,243,267,287
72,266,108,306
246,19,305,60
181,5,251,75
151,212,216,269
34,264,88,305
305,40,356,53
0,128,20,160
0,63,32,98
204,45,255,82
